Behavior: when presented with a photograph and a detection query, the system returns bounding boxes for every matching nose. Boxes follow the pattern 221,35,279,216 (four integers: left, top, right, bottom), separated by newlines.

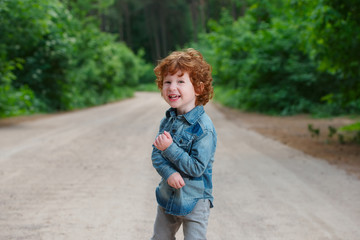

169,81,177,90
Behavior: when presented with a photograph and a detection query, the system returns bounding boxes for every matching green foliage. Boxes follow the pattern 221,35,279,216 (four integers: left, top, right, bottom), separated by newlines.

136,84,159,92
63,29,142,109
2,0,359,120
340,122,360,132
194,1,360,116
308,124,320,138
306,122,360,144
291,0,360,113
328,125,337,138
197,10,338,115
339,122,360,144
0,84,40,118
0,0,151,117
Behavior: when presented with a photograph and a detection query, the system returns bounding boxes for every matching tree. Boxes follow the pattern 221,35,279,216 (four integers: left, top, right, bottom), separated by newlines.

0,0,150,117
291,0,360,112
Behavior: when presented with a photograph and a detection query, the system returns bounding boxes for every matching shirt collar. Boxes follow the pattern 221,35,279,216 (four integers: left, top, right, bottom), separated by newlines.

166,105,204,125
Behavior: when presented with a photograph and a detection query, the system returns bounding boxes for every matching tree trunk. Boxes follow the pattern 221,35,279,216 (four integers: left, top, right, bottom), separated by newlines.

199,0,206,32
100,10,107,31
158,0,167,57
122,1,132,48
116,1,124,41
146,1,161,61
239,0,247,17
189,0,199,42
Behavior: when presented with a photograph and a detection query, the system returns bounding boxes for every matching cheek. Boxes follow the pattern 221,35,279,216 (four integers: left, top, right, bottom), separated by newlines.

161,88,167,97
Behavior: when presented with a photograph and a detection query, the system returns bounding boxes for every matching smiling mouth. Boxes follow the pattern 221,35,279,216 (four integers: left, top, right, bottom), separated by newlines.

168,94,180,101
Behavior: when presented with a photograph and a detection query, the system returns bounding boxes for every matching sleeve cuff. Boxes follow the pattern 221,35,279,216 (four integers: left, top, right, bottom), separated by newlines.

157,164,177,180
161,142,180,163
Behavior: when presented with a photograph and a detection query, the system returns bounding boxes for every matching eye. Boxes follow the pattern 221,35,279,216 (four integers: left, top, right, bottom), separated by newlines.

164,81,171,84
178,80,185,83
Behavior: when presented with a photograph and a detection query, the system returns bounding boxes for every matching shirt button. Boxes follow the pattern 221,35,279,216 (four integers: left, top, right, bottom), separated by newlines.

172,129,176,133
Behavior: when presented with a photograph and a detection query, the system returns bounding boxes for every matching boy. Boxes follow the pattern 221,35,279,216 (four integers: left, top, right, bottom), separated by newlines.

151,48,217,240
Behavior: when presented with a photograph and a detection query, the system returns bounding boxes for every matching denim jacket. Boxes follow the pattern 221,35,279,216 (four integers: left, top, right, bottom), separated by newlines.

152,105,217,216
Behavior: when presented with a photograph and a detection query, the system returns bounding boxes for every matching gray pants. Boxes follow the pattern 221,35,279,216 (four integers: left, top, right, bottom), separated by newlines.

151,199,211,240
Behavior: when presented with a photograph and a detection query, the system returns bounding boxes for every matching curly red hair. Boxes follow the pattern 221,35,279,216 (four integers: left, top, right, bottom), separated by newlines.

154,48,214,106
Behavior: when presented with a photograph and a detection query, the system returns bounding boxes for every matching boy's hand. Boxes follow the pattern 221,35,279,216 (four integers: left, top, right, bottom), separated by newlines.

167,172,185,189
154,131,173,151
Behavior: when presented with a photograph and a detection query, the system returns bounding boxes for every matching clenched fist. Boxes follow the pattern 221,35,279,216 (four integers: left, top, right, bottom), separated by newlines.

154,131,173,151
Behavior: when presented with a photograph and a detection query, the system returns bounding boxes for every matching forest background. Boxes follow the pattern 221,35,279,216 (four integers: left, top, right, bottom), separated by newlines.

1,0,359,136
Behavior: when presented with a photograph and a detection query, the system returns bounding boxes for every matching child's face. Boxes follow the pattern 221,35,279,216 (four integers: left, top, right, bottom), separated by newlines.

162,70,197,115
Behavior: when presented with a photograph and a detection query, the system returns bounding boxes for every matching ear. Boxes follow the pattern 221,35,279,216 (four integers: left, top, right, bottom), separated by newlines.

196,82,204,96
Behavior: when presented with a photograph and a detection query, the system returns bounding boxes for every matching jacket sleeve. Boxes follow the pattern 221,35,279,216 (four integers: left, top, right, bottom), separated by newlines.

151,117,178,180
152,147,177,180
161,130,216,178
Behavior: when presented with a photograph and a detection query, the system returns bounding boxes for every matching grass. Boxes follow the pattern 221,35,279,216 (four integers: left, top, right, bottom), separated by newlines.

136,83,159,92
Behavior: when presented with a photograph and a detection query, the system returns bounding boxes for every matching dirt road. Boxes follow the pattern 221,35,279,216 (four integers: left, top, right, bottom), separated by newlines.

1,92,359,240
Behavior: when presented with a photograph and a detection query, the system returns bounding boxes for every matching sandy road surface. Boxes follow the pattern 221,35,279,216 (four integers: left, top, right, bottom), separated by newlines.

0,92,359,240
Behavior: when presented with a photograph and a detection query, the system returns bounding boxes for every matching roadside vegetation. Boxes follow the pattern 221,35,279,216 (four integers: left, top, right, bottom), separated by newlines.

0,0,153,117
190,0,360,142
1,0,359,142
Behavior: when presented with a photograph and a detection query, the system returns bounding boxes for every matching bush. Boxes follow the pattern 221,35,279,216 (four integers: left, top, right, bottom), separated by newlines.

0,0,150,117
194,7,349,115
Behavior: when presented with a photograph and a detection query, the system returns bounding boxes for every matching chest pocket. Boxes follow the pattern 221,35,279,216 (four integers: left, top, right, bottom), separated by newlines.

173,132,193,153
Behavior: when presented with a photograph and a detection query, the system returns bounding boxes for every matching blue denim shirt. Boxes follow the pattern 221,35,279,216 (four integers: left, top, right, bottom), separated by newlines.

152,105,217,216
